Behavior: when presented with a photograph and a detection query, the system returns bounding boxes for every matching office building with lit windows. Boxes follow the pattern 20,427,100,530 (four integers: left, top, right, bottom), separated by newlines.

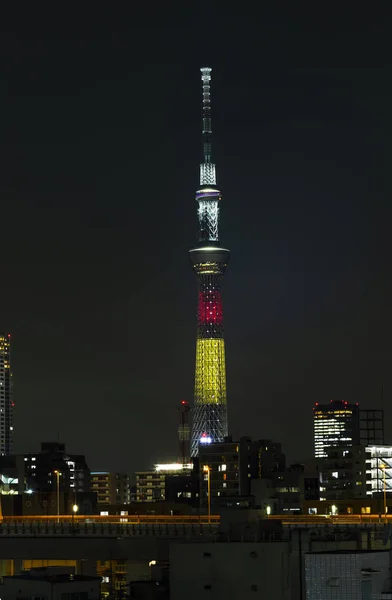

313,400,360,458
364,445,392,497
0,333,13,455
317,444,392,503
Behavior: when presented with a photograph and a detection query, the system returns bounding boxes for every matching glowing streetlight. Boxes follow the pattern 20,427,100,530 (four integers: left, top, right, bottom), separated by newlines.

203,465,211,524
380,462,388,519
72,503,78,528
53,470,61,523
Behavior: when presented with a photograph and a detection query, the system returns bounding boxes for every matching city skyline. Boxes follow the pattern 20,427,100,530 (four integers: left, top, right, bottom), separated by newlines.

0,8,391,474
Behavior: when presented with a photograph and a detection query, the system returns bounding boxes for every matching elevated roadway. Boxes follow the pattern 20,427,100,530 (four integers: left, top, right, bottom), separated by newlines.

0,517,220,561
0,514,390,561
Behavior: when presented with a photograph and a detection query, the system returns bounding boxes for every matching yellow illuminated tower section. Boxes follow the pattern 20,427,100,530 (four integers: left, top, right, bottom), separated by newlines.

190,68,229,457
0,333,13,455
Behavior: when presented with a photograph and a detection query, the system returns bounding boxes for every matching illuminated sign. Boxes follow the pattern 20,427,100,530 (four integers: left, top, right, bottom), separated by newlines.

200,436,212,444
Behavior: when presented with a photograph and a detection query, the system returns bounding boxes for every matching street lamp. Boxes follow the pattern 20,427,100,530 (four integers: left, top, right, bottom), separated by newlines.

54,470,61,523
380,462,388,519
203,465,211,524
72,504,79,528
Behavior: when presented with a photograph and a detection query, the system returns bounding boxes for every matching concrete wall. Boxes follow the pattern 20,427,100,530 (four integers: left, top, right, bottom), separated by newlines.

0,536,170,561
170,541,291,600
305,551,390,599
1,577,100,600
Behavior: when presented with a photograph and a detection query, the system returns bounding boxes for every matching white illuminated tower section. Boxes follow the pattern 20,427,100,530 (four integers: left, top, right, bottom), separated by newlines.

0,333,13,455
189,68,229,457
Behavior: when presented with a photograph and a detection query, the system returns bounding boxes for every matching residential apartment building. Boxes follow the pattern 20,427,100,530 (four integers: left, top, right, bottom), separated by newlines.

90,472,130,505
135,463,197,504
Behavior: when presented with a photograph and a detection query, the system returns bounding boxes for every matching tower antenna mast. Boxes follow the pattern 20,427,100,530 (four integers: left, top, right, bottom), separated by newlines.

200,67,216,187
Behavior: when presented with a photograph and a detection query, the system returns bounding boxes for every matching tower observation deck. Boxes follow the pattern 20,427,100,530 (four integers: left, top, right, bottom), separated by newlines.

189,68,229,457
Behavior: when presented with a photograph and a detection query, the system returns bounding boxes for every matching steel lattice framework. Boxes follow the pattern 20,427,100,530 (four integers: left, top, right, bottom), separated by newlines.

189,68,230,457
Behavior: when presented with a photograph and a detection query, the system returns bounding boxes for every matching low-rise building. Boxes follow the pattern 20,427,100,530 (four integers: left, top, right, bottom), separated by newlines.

0,490,97,516
1,571,100,600
303,497,390,515
251,464,305,514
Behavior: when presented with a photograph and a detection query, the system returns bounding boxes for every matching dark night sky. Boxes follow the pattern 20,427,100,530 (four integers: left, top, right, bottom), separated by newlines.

0,7,391,475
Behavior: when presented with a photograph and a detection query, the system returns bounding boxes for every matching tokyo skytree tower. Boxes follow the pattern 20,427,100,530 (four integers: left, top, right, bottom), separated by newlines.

189,68,230,457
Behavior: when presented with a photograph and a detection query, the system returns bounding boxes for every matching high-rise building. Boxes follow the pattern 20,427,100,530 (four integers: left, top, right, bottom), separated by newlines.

360,409,384,445
0,441,91,499
24,442,90,494
198,436,287,507
0,333,13,455
190,68,230,456
313,400,360,458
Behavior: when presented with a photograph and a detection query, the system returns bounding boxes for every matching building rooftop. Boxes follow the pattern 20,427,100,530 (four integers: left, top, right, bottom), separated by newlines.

309,549,389,555
3,574,101,584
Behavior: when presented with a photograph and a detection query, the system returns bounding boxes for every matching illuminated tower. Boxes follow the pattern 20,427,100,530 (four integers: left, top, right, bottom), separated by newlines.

0,333,13,455
190,68,229,457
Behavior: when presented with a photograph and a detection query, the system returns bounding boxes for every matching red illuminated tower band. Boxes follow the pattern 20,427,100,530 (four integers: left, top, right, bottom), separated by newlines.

189,68,229,456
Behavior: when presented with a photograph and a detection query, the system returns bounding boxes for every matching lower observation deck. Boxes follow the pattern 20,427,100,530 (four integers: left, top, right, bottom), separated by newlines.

189,246,230,272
